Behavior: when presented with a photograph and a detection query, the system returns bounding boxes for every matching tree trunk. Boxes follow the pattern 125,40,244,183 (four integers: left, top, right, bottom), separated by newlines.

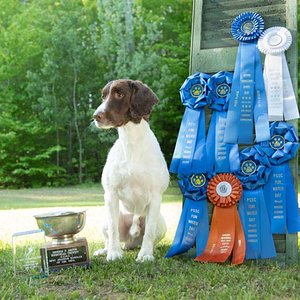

71,64,83,184
52,85,60,174
67,123,73,175
124,0,135,54
56,129,60,173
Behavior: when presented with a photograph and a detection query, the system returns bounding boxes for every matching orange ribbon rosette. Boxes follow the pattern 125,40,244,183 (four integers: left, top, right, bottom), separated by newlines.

195,173,246,265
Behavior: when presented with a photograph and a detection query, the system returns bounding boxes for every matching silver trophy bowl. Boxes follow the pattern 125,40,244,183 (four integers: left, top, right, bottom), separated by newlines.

34,210,86,245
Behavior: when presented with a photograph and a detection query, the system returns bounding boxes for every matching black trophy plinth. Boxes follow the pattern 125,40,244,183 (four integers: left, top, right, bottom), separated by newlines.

41,237,89,271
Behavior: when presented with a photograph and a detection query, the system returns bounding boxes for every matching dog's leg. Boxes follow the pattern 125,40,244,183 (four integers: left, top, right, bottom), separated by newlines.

93,222,109,256
103,191,123,261
136,194,164,262
155,213,167,244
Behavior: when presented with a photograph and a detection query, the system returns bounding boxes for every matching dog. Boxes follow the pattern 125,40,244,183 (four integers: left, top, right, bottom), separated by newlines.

93,79,169,262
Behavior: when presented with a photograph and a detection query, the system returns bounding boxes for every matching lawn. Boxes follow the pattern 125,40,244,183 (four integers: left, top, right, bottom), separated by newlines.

0,182,182,210
1,241,300,299
0,184,299,299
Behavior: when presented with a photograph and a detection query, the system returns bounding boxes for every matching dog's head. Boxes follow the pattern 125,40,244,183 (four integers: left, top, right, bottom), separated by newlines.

93,79,158,128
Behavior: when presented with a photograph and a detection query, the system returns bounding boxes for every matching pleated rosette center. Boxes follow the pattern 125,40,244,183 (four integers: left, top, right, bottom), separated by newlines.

207,173,242,208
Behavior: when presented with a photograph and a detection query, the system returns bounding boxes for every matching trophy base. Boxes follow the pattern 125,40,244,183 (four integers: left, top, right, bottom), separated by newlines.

41,237,89,272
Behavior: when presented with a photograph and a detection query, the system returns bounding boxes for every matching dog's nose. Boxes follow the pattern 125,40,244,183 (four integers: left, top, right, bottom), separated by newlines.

93,112,103,122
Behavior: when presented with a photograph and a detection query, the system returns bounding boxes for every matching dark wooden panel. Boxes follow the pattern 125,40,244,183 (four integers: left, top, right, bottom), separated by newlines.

273,234,286,253
201,0,286,49
203,0,284,10
273,234,286,241
274,240,286,253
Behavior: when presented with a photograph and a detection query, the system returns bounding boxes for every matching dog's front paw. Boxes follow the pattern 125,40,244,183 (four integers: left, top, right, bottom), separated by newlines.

136,254,155,262
136,251,154,262
93,248,107,257
106,249,123,261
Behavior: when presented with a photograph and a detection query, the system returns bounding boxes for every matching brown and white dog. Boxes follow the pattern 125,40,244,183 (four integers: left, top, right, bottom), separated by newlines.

93,79,169,262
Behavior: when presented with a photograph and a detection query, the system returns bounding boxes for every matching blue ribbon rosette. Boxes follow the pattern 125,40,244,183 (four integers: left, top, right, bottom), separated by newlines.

224,12,270,145
206,71,240,173
235,146,276,259
169,72,210,175
165,173,210,258
259,122,300,234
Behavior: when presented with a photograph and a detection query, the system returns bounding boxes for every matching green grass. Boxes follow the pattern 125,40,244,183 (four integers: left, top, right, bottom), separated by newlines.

0,182,182,210
0,184,299,299
0,240,300,299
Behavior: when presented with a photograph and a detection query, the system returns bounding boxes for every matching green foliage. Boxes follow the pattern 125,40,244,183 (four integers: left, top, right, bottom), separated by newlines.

0,0,191,188
148,0,192,162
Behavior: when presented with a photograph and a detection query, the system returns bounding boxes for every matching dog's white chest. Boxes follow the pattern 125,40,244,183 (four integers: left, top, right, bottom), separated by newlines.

106,157,151,214
101,120,169,215
117,174,150,215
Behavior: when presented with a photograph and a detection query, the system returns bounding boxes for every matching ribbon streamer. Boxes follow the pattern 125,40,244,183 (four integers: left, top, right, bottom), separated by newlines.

195,173,245,265
259,121,300,233
206,71,240,173
224,12,270,144
170,72,210,175
236,146,276,259
258,27,299,121
165,174,210,257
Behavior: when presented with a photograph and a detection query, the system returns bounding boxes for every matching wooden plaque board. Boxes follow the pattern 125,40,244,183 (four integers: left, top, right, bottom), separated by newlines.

189,0,298,264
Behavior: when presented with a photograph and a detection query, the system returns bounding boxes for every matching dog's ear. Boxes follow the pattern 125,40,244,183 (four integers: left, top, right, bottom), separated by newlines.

100,81,113,101
129,80,158,123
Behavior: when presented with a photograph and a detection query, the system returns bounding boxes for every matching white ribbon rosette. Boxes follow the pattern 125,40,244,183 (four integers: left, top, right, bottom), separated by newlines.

258,27,299,121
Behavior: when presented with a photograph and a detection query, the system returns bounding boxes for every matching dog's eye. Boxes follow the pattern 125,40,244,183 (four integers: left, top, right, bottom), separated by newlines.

115,92,124,99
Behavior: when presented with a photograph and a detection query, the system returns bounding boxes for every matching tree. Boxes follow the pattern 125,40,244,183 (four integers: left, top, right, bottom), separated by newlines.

0,0,192,187
0,0,65,187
